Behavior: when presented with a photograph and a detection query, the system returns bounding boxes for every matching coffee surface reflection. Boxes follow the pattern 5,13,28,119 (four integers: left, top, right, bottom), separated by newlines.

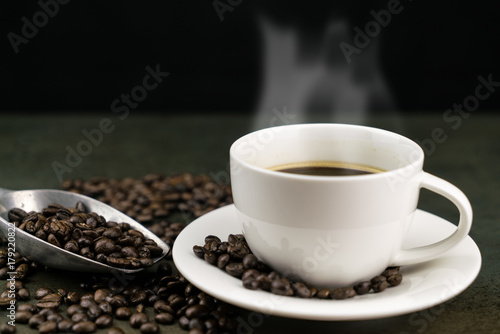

269,161,384,176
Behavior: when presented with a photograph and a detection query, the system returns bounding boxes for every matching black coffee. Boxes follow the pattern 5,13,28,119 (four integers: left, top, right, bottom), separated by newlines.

269,161,383,176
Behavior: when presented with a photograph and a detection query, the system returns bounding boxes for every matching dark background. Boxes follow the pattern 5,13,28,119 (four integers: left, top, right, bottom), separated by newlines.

1,0,499,113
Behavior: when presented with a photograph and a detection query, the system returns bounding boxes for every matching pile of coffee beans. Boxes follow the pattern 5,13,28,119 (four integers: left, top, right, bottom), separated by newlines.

0,173,240,333
7,202,163,270
0,261,237,334
62,173,233,258
61,173,233,223
0,255,32,312
78,262,238,333
193,234,403,299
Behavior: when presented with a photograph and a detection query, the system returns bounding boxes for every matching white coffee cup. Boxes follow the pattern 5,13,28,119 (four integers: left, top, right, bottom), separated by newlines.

230,123,473,288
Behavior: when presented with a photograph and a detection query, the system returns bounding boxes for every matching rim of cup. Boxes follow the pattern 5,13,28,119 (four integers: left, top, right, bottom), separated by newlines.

230,123,424,181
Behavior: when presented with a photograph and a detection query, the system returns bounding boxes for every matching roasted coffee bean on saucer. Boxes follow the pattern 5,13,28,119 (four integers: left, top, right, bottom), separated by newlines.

194,234,403,300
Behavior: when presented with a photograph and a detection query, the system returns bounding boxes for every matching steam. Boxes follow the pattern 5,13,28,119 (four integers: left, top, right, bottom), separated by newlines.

252,16,396,130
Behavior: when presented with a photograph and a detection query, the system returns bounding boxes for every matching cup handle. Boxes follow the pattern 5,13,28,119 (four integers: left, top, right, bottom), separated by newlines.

392,172,473,266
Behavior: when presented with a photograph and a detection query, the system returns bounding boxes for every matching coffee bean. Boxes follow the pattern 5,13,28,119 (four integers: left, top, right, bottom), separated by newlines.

87,302,102,319
242,277,260,290
353,281,372,295
242,269,259,281
67,304,85,316
37,293,62,309
94,238,116,255
128,230,145,240
121,246,139,258
242,254,258,269
185,305,210,319
56,288,68,297
72,321,97,333
29,314,45,329
8,207,28,222
271,278,294,296
140,257,155,268
0,268,9,280
189,317,205,330
317,288,331,299
140,322,159,334
57,319,74,332
17,303,37,313
81,293,95,301
198,294,216,310
130,290,147,304
185,284,200,297
381,267,400,278
204,235,221,244
16,310,32,323
46,313,64,323
13,263,29,280
64,240,80,253
105,257,129,268
71,313,90,323
205,318,218,331
107,328,125,334
39,308,56,317
0,323,15,334
225,262,244,278
144,245,163,257
94,289,111,303
204,252,218,265
115,307,132,320
155,312,175,324
38,320,58,333
147,294,160,306
66,291,80,304
227,234,238,245
229,241,250,260
153,300,173,314
122,284,141,298
75,201,87,213
17,288,30,300
217,253,230,269
108,295,128,309
332,287,357,300
95,314,114,328
170,295,187,310
35,229,47,241
178,316,190,330
6,280,23,290
371,275,388,293
218,316,237,332
0,290,9,299
257,274,272,291
98,301,113,315
103,227,122,239
387,273,403,287
293,282,312,298
47,233,62,248
130,313,149,328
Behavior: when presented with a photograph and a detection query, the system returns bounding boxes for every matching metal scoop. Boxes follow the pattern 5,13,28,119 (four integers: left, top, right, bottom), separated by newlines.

0,188,170,274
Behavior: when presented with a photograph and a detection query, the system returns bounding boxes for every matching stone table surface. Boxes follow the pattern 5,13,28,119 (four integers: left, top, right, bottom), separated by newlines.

0,112,498,334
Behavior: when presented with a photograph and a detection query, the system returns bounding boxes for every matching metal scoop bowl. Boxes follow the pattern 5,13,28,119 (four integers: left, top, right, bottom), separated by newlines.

0,188,170,274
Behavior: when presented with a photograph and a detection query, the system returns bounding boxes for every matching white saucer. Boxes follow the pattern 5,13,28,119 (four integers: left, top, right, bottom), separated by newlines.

173,205,481,321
